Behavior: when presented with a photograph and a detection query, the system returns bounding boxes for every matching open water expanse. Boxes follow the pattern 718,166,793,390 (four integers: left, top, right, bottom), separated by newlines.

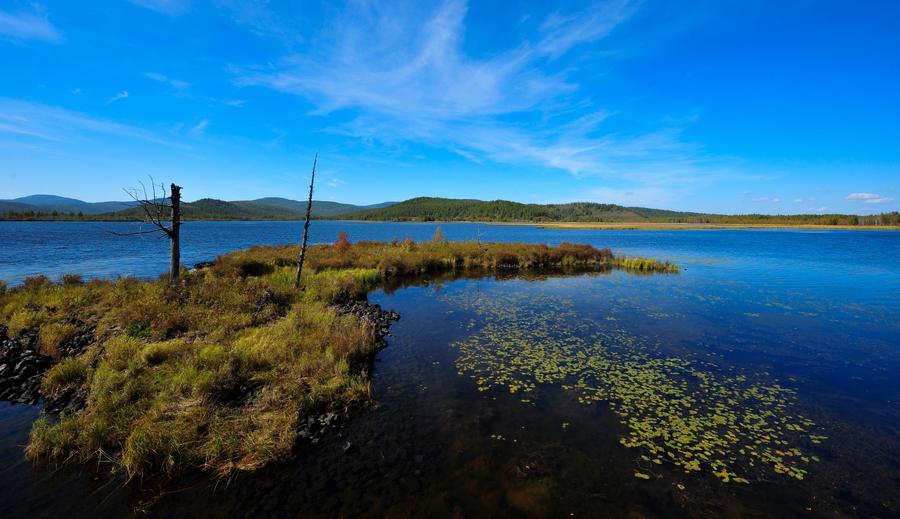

1,221,899,517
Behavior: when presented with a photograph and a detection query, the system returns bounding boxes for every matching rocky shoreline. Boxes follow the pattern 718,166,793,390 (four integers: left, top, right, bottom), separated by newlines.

0,298,399,425
0,322,94,415
333,299,400,348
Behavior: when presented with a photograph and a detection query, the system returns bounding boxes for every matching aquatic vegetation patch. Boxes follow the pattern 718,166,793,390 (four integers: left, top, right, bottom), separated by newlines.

446,290,823,483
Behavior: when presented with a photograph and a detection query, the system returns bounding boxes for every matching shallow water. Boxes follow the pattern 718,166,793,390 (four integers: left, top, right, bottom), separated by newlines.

1,223,899,517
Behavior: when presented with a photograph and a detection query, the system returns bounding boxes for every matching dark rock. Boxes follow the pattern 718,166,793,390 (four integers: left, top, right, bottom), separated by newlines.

332,300,400,349
254,289,275,314
0,332,52,406
212,378,264,407
44,386,88,416
297,411,343,446
193,260,216,270
0,322,94,413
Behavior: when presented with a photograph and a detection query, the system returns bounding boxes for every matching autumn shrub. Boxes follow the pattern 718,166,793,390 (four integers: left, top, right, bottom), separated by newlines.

334,231,352,254
23,275,52,290
431,226,447,245
60,274,84,287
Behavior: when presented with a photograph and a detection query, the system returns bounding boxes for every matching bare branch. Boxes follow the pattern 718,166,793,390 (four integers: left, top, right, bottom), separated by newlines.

121,176,175,235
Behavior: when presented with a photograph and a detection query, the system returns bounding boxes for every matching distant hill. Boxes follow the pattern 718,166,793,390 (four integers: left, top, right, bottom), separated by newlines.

2,194,897,227
0,195,397,220
336,197,693,222
335,197,900,226
0,195,137,214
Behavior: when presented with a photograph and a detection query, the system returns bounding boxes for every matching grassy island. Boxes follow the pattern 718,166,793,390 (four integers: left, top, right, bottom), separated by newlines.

0,239,676,479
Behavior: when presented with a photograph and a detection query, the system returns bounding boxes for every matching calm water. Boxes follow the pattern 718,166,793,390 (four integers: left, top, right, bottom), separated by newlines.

1,222,899,517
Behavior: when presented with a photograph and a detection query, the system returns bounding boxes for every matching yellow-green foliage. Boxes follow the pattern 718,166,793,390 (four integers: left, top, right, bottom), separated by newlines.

615,257,680,273
3,240,678,479
42,356,89,393
38,322,78,358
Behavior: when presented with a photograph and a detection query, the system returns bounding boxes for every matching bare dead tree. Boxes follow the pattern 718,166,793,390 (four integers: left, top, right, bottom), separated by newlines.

112,179,183,284
295,153,318,288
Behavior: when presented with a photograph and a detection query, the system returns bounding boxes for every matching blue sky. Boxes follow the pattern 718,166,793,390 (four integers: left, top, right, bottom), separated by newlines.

0,0,898,214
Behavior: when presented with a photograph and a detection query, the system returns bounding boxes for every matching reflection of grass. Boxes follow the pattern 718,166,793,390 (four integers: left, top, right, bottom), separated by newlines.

3,239,678,480
447,290,822,484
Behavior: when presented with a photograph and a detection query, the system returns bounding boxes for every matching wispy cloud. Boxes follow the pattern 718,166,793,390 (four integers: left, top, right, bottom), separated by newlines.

0,98,177,147
846,192,894,204
128,0,189,15
752,196,781,203
106,91,129,104
234,0,732,198
145,72,190,89
190,119,208,135
0,5,61,42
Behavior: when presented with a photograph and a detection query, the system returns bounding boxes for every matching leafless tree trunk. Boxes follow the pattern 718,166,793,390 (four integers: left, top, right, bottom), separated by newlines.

169,184,181,283
295,153,318,288
114,180,183,285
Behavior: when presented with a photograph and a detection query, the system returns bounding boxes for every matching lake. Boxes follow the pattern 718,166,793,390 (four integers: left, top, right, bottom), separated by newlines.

1,221,899,517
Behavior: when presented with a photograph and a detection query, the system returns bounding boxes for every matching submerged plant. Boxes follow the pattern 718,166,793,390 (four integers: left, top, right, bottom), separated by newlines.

447,289,822,484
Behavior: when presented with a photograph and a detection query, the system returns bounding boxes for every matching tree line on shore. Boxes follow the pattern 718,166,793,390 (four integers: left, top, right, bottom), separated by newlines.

3,196,898,226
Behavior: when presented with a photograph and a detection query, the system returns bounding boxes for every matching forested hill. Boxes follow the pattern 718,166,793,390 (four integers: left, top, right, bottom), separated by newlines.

3,195,898,226
337,197,710,222
335,197,900,226
1,197,396,221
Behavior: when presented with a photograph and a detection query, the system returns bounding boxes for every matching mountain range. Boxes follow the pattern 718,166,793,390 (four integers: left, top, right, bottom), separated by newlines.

1,194,897,226
0,195,395,219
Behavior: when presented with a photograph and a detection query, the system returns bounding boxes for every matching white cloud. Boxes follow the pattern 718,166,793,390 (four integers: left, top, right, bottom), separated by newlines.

0,6,61,42
128,0,189,15
752,196,780,203
190,119,209,135
145,72,190,89
106,91,129,104
536,0,635,59
846,192,893,204
234,0,735,194
0,98,176,147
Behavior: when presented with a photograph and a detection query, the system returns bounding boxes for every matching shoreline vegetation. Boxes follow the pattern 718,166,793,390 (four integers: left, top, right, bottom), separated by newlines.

2,196,898,229
0,238,677,480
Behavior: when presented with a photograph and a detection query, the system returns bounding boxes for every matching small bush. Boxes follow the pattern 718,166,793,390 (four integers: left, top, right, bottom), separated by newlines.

60,274,84,287
126,321,151,338
431,226,447,245
334,231,352,254
236,260,274,278
23,275,52,290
